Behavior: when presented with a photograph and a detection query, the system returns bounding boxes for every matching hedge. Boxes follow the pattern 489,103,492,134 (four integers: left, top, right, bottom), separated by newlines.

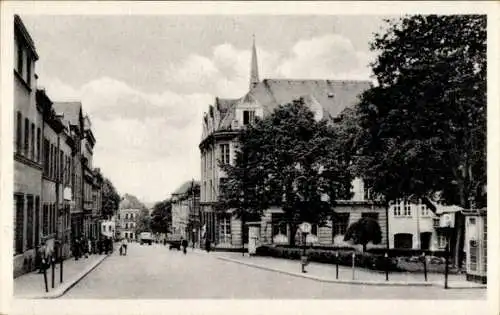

255,245,400,272
367,248,447,258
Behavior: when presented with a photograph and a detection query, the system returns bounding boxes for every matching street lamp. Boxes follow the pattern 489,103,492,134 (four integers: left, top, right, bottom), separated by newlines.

299,222,311,273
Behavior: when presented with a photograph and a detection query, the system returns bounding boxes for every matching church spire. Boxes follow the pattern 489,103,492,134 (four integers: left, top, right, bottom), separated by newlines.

249,35,260,90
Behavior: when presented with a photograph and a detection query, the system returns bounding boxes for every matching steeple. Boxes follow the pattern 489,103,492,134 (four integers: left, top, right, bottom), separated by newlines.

249,35,260,90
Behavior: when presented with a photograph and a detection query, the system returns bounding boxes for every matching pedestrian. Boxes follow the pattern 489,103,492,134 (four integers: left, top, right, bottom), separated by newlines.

87,238,92,256
181,238,188,255
121,238,128,256
73,238,80,260
38,241,47,273
205,238,211,253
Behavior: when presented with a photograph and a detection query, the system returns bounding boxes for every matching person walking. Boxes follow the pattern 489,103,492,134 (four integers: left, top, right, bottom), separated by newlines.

205,237,211,253
73,238,80,261
181,238,188,255
121,238,128,256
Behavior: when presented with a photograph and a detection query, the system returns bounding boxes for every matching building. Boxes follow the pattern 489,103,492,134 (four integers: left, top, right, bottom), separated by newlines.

198,39,386,249
101,218,116,239
116,196,142,240
13,15,42,276
53,101,86,240
463,208,487,284
92,168,104,240
171,180,200,244
81,115,98,239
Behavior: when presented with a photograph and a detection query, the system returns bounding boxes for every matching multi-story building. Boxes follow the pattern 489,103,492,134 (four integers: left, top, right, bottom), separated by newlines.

81,115,97,239
92,168,103,239
117,196,141,240
53,101,85,240
13,15,42,276
199,39,385,249
171,180,200,244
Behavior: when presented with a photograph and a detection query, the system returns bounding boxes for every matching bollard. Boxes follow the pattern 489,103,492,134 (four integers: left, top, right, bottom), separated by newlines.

385,252,389,281
351,252,355,280
51,257,55,289
422,252,427,282
335,251,339,279
42,259,49,293
60,256,64,283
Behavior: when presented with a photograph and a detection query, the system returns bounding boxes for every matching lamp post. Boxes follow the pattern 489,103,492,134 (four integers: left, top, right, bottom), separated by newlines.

299,222,311,273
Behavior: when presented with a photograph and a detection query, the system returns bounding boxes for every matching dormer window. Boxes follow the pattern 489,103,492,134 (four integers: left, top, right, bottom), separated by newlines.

243,110,255,125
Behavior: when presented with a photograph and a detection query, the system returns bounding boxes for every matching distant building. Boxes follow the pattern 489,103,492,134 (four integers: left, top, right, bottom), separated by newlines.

199,38,385,249
116,195,144,240
171,180,200,244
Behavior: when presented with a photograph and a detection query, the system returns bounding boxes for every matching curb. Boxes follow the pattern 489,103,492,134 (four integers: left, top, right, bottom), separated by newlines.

216,256,485,288
23,254,109,299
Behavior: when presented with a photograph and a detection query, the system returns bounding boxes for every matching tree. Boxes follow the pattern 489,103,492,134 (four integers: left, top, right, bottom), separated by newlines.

102,177,121,218
344,217,382,252
151,199,172,234
135,208,151,234
218,98,354,245
352,15,486,267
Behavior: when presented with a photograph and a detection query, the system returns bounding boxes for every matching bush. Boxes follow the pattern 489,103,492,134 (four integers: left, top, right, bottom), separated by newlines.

256,245,400,271
367,248,447,258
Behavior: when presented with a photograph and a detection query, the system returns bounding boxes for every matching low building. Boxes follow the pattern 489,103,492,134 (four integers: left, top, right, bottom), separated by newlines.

101,219,116,239
463,208,487,284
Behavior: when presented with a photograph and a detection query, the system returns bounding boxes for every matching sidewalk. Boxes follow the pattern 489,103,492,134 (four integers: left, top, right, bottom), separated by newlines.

214,252,487,289
14,253,108,299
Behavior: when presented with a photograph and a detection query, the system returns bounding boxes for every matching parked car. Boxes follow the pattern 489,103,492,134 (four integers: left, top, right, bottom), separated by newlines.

139,232,154,245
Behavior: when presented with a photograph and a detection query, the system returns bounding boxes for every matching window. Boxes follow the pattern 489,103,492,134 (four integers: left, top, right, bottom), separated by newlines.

36,128,41,162
437,233,447,249
26,53,31,86
43,139,50,176
393,199,402,216
394,233,413,249
60,150,64,181
332,213,350,236
272,213,287,236
26,195,34,249
403,200,412,216
421,203,429,216
42,204,49,235
35,196,40,246
219,177,229,196
30,123,35,160
219,144,230,165
14,194,24,255
218,214,231,244
311,224,318,236
24,118,29,156
243,110,255,125
16,112,22,153
16,41,23,74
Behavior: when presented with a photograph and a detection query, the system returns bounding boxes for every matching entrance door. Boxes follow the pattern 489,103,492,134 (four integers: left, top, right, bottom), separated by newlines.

420,232,432,250
394,233,413,249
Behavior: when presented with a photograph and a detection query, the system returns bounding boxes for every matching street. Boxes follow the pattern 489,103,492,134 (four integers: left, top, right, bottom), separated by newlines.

62,243,486,299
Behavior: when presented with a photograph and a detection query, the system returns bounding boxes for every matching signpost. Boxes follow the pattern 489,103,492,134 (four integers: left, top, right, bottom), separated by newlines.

299,222,311,273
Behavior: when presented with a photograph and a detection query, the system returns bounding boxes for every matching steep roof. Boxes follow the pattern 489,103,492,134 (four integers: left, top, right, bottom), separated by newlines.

172,180,200,196
52,102,82,127
217,79,371,130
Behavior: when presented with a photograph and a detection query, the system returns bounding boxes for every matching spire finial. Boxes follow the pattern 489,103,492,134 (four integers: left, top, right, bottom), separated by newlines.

249,35,259,90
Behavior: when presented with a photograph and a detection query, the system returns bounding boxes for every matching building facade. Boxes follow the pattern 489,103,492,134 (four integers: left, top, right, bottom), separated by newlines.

13,15,102,276
198,39,385,249
117,209,139,240
13,15,42,276
171,180,201,244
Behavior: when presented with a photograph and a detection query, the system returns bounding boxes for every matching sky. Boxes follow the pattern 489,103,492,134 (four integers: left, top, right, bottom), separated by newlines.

21,15,393,204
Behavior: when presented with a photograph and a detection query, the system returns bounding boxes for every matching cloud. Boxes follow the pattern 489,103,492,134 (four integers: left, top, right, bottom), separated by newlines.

37,32,373,202
38,76,211,202
276,34,374,80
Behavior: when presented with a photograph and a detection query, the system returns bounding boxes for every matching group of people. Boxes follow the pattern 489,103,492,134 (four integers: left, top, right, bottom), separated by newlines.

72,236,114,260
119,238,128,256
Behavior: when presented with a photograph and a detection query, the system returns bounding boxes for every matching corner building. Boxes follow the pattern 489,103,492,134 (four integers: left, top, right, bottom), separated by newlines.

199,39,388,250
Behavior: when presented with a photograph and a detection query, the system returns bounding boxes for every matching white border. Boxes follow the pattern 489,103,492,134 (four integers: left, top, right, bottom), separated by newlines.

1,1,498,315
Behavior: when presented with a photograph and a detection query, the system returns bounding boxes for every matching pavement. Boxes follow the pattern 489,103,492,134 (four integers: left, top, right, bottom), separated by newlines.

14,252,109,299
51,243,485,299
212,252,487,289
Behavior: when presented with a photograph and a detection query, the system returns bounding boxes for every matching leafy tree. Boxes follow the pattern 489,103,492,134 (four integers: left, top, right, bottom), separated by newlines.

151,199,172,234
102,177,121,219
218,98,353,245
352,15,486,267
135,208,152,233
344,217,382,252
